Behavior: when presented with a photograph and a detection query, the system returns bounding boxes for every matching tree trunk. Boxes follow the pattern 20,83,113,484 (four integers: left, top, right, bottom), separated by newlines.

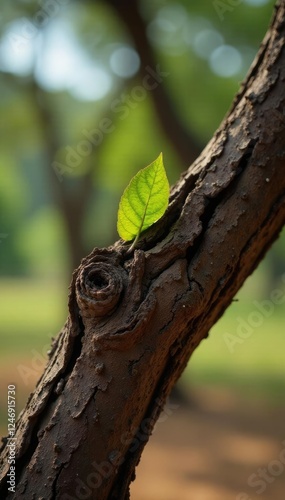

1,3,285,499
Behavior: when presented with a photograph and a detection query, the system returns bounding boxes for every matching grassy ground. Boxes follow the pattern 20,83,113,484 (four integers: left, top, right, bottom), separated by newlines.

183,301,285,403
0,276,284,432
0,278,68,354
0,278,68,433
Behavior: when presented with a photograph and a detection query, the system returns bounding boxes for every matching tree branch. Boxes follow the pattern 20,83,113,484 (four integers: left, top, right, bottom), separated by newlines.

1,3,285,499
106,0,202,166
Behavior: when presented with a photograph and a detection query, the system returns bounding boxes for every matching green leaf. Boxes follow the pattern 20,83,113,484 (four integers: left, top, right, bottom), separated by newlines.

117,153,169,249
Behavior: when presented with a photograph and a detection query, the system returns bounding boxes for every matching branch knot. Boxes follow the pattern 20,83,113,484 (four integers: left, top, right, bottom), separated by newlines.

76,262,125,318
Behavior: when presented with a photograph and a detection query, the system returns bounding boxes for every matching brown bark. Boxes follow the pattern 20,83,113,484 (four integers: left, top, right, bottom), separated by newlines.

1,3,285,499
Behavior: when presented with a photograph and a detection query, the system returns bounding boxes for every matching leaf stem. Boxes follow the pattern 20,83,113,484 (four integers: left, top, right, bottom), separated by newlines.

127,231,141,254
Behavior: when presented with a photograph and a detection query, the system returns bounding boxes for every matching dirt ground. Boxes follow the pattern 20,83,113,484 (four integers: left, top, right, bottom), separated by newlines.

1,362,285,500
131,386,285,500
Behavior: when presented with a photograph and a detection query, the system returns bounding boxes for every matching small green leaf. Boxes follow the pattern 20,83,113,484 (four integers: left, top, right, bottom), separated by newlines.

117,153,169,249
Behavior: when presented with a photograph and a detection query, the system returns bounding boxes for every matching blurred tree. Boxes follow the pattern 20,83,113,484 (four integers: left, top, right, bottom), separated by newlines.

1,0,279,280
0,2,284,497
106,0,202,165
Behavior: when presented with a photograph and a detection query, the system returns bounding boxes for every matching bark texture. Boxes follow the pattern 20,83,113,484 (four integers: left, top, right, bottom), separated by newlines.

1,3,285,499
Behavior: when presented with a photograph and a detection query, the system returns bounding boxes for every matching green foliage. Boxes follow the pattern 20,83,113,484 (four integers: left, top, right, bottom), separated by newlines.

15,207,69,279
117,153,169,249
0,0,282,271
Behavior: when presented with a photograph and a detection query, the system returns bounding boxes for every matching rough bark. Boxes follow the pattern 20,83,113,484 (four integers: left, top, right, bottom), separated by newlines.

1,3,285,499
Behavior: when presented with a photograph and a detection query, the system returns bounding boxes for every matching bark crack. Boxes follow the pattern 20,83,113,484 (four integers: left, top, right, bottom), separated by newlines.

186,138,258,265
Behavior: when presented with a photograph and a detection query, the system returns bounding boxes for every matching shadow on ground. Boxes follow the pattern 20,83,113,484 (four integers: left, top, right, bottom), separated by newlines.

131,386,285,500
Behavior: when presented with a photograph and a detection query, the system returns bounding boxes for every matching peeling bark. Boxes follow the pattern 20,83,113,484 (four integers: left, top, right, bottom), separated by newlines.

1,3,285,499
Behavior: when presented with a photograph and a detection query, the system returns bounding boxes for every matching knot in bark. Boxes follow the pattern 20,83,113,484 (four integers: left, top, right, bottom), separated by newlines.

76,262,125,318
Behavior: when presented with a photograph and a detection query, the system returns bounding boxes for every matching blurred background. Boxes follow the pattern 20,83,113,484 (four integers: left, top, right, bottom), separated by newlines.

0,0,284,498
